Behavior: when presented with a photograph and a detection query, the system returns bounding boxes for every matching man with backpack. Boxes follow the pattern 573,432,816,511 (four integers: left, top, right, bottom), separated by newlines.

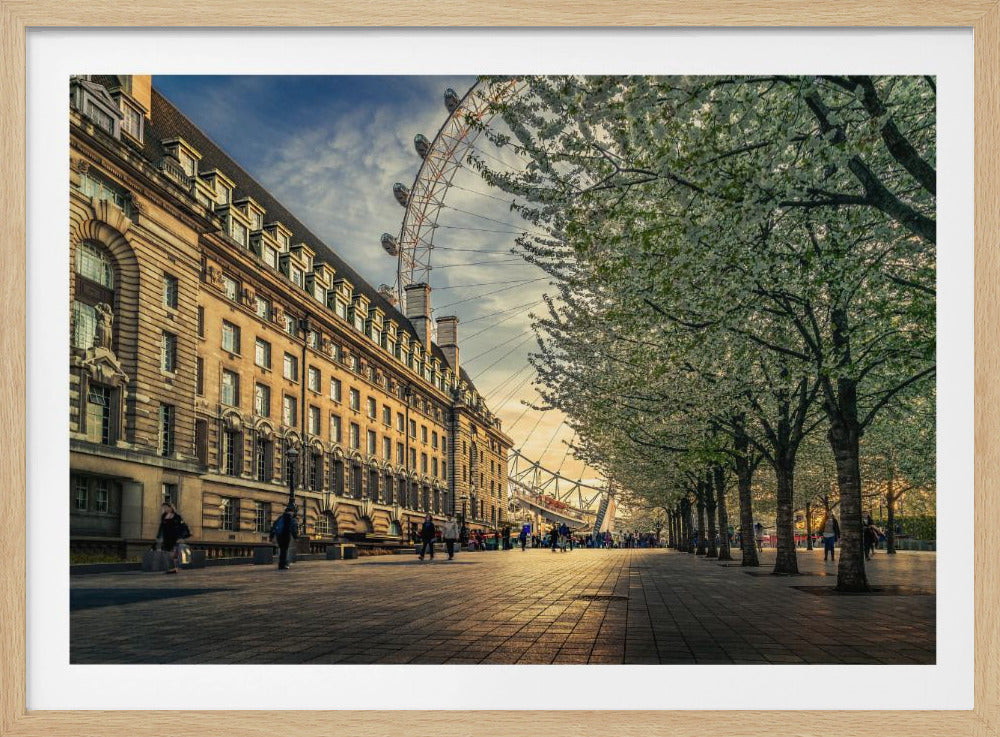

269,503,299,570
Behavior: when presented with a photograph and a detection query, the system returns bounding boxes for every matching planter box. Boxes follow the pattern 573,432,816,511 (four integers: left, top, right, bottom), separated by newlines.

183,549,207,569
326,544,358,560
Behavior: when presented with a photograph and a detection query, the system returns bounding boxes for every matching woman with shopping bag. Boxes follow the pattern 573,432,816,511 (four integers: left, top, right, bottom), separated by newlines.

156,502,191,575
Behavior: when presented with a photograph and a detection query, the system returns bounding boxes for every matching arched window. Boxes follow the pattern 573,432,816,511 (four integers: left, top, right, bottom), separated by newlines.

72,242,115,350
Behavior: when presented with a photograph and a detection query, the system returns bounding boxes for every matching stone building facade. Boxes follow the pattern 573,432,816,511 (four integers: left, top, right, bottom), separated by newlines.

69,75,512,556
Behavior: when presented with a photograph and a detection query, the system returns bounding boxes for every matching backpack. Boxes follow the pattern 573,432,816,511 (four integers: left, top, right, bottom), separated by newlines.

273,515,287,537
179,520,192,539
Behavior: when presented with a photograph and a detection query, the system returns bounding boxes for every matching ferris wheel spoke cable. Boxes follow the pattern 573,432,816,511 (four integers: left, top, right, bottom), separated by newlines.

435,224,544,237
430,245,518,255
462,306,535,343
484,362,534,403
432,258,525,269
459,298,544,326
433,277,543,291
493,372,536,412
556,431,578,474
442,203,531,229
463,329,534,365
435,277,548,311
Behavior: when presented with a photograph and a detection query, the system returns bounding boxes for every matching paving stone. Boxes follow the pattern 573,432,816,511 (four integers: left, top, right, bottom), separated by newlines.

70,548,935,664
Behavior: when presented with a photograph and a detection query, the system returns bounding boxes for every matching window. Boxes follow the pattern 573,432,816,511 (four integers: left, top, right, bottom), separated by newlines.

231,219,248,246
382,437,391,461
432,431,438,449
283,353,298,381
196,357,204,395
349,388,360,412
367,397,376,419
283,313,297,336
382,406,391,426
195,420,208,465
85,385,112,444
255,437,271,482
251,211,263,231
160,483,178,507
163,274,179,309
161,332,177,372
282,395,297,427
222,275,239,302
220,497,238,531
315,513,332,536
330,378,342,402
308,406,321,436
421,425,428,444
221,370,239,407
442,460,447,479
352,309,365,333
222,429,240,475
432,457,438,477
396,442,404,465
255,338,271,369
254,501,271,533
349,423,360,450
290,266,303,287
78,175,129,218
409,419,417,438
159,404,175,456
409,447,416,469
349,354,359,372
94,479,110,513
397,413,404,432
71,301,98,350
310,453,323,491
442,437,447,453
254,383,270,418
222,321,240,354
75,244,114,299
331,414,342,443
263,246,277,269
307,330,320,349
308,367,321,392
255,295,271,320
367,430,377,455
335,301,348,320
421,453,428,473
121,103,143,141
197,306,205,337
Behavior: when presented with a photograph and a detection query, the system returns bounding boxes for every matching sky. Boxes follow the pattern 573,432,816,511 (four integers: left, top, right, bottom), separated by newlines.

154,75,597,492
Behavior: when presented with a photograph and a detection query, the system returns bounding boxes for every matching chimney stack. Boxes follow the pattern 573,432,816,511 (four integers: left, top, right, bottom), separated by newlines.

436,315,459,376
404,282,432,348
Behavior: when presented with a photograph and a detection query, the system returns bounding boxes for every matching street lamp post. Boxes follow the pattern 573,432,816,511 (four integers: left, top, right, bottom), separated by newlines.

286,444,299,508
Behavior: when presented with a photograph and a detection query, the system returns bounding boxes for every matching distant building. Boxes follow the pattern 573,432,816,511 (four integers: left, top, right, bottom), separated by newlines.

69,75,511,557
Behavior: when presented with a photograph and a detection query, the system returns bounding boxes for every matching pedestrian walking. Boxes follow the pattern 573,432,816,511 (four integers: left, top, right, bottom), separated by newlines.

558,522,570,552
550,524,560,552
822,514,840,562
442,516,459,560
155,502,191,575
269,503,299,570
418,513,436,561
519,524,529,551
864,520,880,560
754,522,764,553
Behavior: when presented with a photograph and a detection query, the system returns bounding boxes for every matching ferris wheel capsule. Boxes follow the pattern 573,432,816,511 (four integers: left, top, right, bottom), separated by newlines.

380,232,399,256
444,88,460,114
414,134,431,158
392,182,410,207
378,284,397,304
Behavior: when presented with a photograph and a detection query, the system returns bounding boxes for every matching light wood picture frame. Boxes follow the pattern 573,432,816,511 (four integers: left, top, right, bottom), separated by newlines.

1,3,997,734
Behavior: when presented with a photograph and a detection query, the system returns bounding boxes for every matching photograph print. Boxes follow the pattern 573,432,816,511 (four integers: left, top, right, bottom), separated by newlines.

68,74,935,665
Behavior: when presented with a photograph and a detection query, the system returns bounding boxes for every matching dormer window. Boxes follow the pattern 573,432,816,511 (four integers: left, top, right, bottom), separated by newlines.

279,233,290,249
335,301,348,320
290,265,303,288
231,220,248,247
86,101,117,136
178,152,197,178
262,246,277,269
120,103,143,142
218,184,232,205
251,211,263,230
352,311,365,333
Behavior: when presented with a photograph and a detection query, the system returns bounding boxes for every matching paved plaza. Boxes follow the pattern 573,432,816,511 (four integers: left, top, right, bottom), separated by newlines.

70,547,935,665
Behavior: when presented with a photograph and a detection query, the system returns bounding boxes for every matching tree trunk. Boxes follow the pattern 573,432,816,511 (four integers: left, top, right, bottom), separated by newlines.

734,420,760,567
696,498,707,555
704,473,719,558
829,407,870,592
773,456,799,575
886,466,897,555
715,465,734,561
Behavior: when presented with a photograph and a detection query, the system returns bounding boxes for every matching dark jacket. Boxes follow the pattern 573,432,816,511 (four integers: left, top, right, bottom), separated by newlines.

157,513,188,548
420,520,436,541
270,513,299,541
